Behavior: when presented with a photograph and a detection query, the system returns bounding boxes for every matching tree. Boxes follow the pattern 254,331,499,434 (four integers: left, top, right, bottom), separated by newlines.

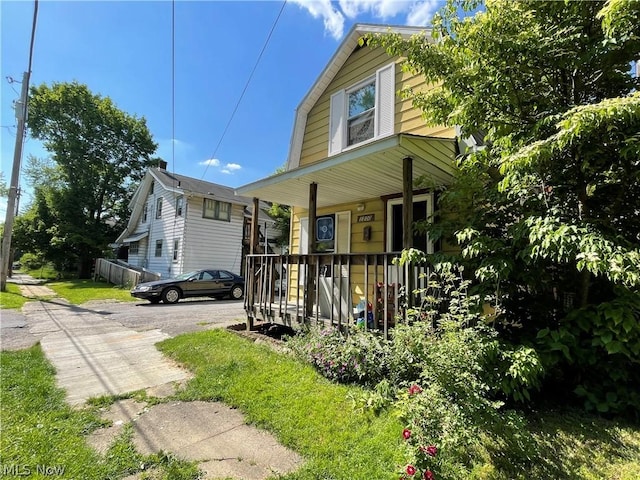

22,82,157,277
369,0,640,414
267,164,291,250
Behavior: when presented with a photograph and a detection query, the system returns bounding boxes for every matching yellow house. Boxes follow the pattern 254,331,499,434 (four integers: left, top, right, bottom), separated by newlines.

236,24,460,335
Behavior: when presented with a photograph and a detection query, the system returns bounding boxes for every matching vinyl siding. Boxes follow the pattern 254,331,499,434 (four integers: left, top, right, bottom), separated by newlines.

299,45,452,168
182,197,245,276
144,184,186,277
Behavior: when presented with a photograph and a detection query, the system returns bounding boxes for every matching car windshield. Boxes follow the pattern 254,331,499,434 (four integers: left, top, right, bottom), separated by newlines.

174,271,199,281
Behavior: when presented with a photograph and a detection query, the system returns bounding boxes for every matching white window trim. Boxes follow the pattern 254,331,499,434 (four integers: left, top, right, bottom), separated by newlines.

386,193,434,254
328,62,395,156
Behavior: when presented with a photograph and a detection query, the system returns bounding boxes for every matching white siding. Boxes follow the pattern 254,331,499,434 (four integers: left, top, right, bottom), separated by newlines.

182,197,245,276
143,183,186,277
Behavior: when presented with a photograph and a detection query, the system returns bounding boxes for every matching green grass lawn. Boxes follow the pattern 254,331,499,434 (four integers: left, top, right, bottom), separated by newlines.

1,277,135,309
46,279,137,304
2,323,638,479
0,282,29,309
158,329,640,480
0,345,200,480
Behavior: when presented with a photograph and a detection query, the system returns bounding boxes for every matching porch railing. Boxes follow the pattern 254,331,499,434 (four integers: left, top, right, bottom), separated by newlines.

244,253,430,338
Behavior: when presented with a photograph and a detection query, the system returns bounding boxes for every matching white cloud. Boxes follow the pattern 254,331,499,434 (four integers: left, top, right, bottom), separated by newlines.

293,0,443,39
221,163,242,174
290,0,345,39
407,0,441,26
199,158,220,167
339,0,413,19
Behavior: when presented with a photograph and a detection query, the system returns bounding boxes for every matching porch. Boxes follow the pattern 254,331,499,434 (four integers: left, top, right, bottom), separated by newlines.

244,252,430,338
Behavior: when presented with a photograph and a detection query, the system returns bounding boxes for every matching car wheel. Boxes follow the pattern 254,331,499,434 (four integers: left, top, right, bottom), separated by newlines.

229,284,244,300
148,298,161,304
162,287,181,304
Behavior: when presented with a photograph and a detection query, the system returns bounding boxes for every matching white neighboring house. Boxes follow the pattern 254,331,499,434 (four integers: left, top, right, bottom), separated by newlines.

116,163,276,279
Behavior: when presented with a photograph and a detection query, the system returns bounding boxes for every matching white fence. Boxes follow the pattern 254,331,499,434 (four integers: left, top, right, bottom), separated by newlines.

94,258,160,287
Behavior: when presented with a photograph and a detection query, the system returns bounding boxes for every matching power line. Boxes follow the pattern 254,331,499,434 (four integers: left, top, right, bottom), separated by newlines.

201,0,287,180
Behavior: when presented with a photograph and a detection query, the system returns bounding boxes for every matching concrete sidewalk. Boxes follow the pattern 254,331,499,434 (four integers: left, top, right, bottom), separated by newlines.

6,274,304,479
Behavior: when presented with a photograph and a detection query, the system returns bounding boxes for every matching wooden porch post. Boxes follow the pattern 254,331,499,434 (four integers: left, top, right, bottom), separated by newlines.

403,157,414,314
246,197,260,331
305,183,318,320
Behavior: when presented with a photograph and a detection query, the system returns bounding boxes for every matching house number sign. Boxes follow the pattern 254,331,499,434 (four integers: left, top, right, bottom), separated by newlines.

357,214,375,223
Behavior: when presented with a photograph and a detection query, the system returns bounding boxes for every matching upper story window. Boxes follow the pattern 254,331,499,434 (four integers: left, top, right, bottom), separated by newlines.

329,62,395,156
203,199,231,221
176,196,184,217
347,79,376,146
142,204,148,223
156,197,163,219
150,181,154,194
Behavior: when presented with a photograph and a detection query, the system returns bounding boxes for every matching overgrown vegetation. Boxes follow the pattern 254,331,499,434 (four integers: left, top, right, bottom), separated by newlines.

160,328,640,480
366,0,640,416
0,345,201,479
287,260,639,478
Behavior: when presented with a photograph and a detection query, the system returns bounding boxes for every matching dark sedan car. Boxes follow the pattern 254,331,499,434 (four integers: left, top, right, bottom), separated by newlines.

131,269,244,304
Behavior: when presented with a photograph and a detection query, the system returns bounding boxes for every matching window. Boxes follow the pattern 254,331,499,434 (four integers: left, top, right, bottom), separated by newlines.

156,198,163,219
175,196,183,217
142,204,148,223
129,241,139,255
173,239,179,261
386,194,434,254
155,239,163,257
347,80,375,146
150,181,154,194
219,270,233,280
329,62,395,155
316,215,335,252
203,199,231,221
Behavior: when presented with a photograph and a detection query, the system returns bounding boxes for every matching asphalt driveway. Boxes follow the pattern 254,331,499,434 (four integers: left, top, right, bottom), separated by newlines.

1,297,246,351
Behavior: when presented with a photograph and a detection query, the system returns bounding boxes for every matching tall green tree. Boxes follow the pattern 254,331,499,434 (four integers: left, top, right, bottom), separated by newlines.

23,81,157,277
370,0,640,414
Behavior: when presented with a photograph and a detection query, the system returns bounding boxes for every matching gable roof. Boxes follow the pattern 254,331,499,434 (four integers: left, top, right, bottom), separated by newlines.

286,23,432,170
116,167,260,244
150,168,251,206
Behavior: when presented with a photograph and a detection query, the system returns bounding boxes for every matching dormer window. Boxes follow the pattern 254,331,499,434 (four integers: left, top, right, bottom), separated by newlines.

329,62,395,156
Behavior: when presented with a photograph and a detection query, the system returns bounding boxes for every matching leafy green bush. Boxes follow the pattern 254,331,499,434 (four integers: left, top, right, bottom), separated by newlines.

536,287,640,416
286,326,390,386
19,252,46,270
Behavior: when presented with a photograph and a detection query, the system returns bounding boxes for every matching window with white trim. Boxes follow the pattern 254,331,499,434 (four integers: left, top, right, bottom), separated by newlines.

155,239,163,257
386,194,434,254
129,241,139,255
176,195,183,217
173,239,179,261
142,204,148,223
329,62,395,156
203,199,231,221
156,197,163,219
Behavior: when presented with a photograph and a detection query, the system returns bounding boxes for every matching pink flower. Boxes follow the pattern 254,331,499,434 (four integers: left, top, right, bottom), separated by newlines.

408,384,422,395
426,445,437,457
406,465,416,476
424,470,434,480
402,428,411,440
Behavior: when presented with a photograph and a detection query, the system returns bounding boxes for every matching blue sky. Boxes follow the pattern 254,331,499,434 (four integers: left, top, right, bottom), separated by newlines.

1,0,444,218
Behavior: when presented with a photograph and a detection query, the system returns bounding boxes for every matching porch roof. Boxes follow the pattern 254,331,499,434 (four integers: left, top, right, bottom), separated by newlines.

236,134,457,208
120,231,149,244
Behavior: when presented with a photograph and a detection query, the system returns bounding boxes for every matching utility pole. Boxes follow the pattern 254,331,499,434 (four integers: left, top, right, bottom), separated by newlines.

1,0,38,291
0,71,30,291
